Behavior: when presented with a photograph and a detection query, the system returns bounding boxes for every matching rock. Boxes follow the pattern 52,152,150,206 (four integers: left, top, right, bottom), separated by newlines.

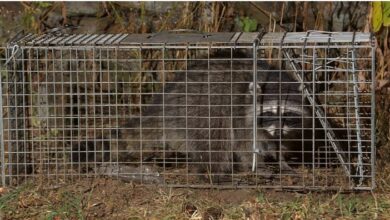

76,16,113,34
65,2,101,17
46,11,63,28
77,17,98,33
123,2,177,14
146,2,178,14
0,3,24,42
322,2,368,31
330,3,348,31
151,15,163,32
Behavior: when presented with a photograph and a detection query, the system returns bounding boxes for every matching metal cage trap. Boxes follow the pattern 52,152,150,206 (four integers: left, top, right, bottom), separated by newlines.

0,30,375,190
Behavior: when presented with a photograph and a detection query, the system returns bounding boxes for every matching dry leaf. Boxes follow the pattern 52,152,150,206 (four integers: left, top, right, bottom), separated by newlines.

377,79,390,90
0,187,7,194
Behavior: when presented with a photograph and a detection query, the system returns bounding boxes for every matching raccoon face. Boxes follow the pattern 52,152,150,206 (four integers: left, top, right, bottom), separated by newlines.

248,79,311,139
258,110,306,138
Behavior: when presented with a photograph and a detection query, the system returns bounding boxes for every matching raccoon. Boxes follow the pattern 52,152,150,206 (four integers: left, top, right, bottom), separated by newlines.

249,69,312,172
116,53,312,179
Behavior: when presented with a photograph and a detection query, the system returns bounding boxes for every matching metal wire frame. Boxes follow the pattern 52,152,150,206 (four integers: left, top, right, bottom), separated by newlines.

0,31,375,190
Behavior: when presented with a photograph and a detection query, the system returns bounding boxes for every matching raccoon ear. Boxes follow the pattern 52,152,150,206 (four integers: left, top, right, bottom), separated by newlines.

249,82,261,94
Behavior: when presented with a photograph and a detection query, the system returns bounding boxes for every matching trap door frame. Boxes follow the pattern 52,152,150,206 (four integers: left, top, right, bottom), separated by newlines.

258,31,376,190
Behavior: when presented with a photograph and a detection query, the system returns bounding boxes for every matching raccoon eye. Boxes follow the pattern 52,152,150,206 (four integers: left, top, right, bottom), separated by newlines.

260,111,274,117
248,82,261,94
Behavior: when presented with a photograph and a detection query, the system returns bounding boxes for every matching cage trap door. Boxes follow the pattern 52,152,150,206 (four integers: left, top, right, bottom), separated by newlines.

257,31,375,190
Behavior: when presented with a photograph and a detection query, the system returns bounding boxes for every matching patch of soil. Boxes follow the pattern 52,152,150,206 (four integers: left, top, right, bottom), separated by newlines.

0,177,384,220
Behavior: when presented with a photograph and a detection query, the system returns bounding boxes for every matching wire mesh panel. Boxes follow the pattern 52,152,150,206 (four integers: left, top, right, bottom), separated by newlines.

0,31,375,190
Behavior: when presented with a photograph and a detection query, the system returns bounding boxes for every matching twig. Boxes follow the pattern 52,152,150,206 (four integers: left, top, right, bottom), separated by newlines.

20,2,32,10
102,2,111,16
371,190,378,219
249,2,276,21
303,2,309,31
249,2,283,31
61,2,67,25
38,3,60,29
280,2,285,27
363,2,373,33
294,3,298,32
216,3,226,32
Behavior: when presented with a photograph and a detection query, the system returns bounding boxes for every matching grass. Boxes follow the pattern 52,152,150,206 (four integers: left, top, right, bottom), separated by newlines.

2,178,390,219
0,184,28,210
45,191,84,220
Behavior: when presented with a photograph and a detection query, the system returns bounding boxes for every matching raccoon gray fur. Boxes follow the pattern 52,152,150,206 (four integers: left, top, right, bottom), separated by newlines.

117,54,312,179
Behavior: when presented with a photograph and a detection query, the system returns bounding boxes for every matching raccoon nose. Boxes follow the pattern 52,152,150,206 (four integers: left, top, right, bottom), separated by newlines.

282,125,291,135
264,124,277,137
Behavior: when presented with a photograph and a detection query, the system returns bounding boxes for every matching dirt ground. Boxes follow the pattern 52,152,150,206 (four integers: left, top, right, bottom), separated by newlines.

0,177,389,220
